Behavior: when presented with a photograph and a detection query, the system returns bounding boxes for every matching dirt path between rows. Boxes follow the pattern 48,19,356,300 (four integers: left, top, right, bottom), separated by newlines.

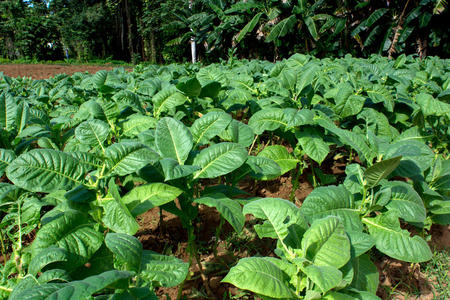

0,64,133,80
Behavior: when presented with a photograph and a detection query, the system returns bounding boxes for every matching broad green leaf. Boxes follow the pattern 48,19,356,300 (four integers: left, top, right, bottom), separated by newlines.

93,70,121,88
31,209,104,271
248,108,287,135
196,67,228,86
363,156,402,188
105,142,159,176
295,130,329,165
385,140,434,176
381,181,426,223
102,181,140,235
295,64,318,97
15,100,29,133
258,145,299,175
326,127,372,164
334,85,365,117
67,151,103,171
303,265,342,294
350,254,379,294
415,93,450,118
192,142,247,180
366,84,394,112
246,156,282,181
75,119,110,149
105,233,143,273
191,111,232,147
176,77,202,98
28,246,69,276
155,117,193,165
222,257,296,298
244,198,308,252
363,211,432,262
365,8,389,27
16,270,134,300
6,149,86,193
159,158,201,181
0,92,17,130
0,148,16,176
122,182,183,217
301,185,364,232
302,216,351,269
152,88,187,117
140,250,189,287
198,81,221,99
219,119,254,147
284,108,314,129
194,193,245,233
357,108,393,140
347,231,376,258
121,115,158,137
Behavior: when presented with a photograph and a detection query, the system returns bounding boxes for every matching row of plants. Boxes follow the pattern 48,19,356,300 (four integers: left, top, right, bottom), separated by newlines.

0,53,449,299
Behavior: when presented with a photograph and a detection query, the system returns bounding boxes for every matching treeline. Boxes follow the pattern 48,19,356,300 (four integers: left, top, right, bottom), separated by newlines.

0,0,449,64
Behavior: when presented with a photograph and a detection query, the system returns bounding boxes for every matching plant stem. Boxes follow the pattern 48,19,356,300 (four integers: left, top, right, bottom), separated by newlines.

0,286,12,292
213,217,230,270
192,242,214,298
289,165,304,202
310,159,317,188
0,231,7,265
248,135,259,155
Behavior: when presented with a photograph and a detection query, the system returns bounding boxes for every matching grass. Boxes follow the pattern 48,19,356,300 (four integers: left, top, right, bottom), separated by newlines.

421,248,450,299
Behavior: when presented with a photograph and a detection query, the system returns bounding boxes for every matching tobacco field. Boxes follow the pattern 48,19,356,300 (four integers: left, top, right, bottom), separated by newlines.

0,53,449,299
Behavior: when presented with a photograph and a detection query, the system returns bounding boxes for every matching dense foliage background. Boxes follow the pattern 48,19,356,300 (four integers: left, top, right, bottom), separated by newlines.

0,0,449,63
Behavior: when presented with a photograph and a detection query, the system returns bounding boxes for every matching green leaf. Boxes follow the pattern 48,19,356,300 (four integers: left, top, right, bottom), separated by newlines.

295,130,330,165
363,211,432,262
284,108,314,129
366,84,394,112
0,148,16,176
266,15,297,43
75,119,110,149
31,209,104,271
105,142,159,176
105,233,143,273
6,149,86,193
258,145,299,175
350,254,379,294
138,251,188,287
415,93,450,118
248,108,287,135
152,87,188,118
302,216,351,269
381,181,426,223
246,156,282,181
222,257,296,298
10,270,134,300
295,65,318,97
15,100,29,133
28,246,69,276
102,181,140,235
191,111,232,147
244,198,308,252
93,70,120,88
303,265,343,294
236,12,263,43
155,117,193,165
0,92,17,130
365,8,389,27
301,185,364,232
219,119,254,147
334,85,365,117
159,158,201,181
120,115,158,137
363,156,402,188
198,81,222,99
122,182,183,217
194,193,245,233
347,231,376,258
176,77,202,98
192,142,247,180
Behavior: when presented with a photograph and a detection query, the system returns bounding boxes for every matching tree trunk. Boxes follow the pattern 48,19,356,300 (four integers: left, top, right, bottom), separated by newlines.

150,29,156,64
124,0,135,63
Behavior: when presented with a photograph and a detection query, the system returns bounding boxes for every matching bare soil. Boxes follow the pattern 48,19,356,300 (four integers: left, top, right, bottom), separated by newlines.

2,64,450,300
0,63,132,80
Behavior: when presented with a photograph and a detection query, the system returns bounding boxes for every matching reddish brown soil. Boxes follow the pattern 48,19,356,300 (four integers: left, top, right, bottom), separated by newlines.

0,64,132,80
2,64,449,300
